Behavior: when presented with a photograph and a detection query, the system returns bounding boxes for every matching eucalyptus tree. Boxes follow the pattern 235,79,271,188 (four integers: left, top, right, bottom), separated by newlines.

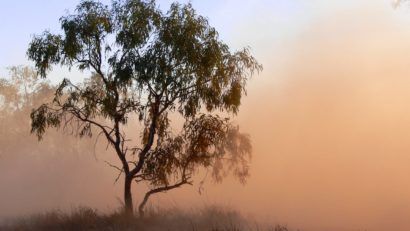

28,0,261,216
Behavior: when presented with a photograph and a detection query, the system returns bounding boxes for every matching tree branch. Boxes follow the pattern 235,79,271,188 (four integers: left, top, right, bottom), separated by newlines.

138,179,192,216
129,97,160,176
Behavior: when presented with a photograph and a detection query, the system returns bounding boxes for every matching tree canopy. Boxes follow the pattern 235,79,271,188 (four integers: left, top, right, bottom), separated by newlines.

27,0,262,215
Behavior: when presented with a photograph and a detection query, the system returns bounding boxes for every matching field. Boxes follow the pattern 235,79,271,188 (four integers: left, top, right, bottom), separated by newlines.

0,206,291,231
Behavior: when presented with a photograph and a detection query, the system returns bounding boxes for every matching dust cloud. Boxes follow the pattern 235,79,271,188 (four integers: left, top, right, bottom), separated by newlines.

168,1,410,231
2,1,410,231
200,1,410,231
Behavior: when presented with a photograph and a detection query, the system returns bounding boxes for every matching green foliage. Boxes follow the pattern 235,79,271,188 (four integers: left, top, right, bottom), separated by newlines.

141,114,252,188
27,33,62,78
27,0,261,213
27,0,261,123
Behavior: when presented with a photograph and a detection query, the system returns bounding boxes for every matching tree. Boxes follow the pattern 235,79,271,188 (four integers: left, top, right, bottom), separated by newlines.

0,66,49,114
28,0,262,216
0,67,105,215
0,66,55,142
0,66,92,163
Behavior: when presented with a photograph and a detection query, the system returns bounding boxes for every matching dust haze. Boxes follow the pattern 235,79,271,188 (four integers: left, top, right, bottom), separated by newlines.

2,1,410,231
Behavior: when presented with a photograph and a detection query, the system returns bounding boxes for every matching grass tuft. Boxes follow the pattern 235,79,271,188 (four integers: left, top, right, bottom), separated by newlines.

1,206,294,231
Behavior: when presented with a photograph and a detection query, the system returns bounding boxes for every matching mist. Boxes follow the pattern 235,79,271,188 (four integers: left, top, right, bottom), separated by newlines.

217,1,410,230
2,0,410,231
171,1,410,230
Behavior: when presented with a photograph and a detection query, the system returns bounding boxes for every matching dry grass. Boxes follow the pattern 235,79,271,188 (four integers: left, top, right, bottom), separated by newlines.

0,206,293,231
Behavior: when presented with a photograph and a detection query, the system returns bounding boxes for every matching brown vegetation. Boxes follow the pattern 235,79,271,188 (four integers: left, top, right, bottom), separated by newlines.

1,206,291,231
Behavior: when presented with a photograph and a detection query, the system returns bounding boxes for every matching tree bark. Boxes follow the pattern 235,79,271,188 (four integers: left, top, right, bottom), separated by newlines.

124,175,134,216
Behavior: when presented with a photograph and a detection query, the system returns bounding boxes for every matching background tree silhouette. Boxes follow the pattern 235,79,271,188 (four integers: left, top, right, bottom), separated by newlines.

0,66,94,178
27,0,261,216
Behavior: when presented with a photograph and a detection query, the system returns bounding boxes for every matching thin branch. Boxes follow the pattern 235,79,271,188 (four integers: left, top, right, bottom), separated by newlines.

93,130,105,161
114,169,124,184
104,160,123,172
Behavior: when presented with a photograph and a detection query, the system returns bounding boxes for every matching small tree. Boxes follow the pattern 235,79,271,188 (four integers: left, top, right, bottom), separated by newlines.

28,0,261,216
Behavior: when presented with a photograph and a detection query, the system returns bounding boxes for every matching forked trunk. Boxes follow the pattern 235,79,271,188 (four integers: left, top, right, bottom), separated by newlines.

124,175,133,216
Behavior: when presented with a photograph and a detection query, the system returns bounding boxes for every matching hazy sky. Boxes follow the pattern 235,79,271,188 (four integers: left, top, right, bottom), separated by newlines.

0,0,310,77
3,1,410,231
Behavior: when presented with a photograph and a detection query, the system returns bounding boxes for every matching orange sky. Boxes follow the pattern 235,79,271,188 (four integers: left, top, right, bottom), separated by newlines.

172,1,410,230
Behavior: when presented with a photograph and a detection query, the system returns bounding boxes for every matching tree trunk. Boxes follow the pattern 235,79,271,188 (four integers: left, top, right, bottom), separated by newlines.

124,175,133,216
